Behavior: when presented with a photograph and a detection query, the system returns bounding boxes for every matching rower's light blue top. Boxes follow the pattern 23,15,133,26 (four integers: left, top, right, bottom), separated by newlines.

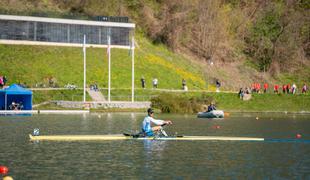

142,116,164,135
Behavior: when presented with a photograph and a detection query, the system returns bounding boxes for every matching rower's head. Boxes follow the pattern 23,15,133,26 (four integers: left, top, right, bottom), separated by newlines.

147,108,154,117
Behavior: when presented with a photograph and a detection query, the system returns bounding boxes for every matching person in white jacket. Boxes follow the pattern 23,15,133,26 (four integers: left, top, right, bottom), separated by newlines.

292,84,297,94
142,108,172,136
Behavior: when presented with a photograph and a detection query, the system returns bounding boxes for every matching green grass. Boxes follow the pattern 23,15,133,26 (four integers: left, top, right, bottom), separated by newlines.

139,91,310,112
32,89,310,112
208,93,310,112
0,33,207,90
33,90,92,104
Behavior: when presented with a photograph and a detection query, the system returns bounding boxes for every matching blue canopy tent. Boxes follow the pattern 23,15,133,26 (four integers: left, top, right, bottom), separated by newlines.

0,84,33,110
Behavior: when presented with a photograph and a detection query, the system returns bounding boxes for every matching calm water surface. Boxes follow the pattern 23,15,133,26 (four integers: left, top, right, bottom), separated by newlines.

0,113,309,179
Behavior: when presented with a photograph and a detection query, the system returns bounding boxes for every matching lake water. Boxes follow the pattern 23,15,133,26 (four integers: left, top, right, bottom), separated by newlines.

0,113,309,179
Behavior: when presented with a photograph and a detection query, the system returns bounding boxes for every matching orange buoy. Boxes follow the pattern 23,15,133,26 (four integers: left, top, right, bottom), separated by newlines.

296,134,302,139
0,165,8,175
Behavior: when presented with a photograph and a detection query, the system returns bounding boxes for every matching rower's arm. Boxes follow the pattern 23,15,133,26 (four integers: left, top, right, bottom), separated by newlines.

150,117,165,125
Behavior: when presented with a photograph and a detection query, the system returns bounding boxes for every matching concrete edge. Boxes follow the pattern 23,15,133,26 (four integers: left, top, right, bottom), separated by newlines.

0,110,89,114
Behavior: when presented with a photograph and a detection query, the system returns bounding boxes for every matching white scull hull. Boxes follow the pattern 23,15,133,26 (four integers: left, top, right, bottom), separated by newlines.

29,134,264,141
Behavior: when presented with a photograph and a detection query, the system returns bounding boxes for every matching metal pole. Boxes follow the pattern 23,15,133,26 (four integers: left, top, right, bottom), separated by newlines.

5,94,7,110
108,34,111,102
131,36,135,102
83,34,86,102
34,22,37,41
67,25,70,43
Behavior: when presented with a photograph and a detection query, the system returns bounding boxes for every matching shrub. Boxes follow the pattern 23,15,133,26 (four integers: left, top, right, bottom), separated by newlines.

150,93,214,113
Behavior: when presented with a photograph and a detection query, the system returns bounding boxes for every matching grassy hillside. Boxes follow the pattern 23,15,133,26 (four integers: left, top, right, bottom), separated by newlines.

0,34,207,90
0,0,308,90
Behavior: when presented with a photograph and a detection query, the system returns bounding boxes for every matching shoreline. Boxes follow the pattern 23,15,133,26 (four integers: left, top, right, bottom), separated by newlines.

1,109,310,114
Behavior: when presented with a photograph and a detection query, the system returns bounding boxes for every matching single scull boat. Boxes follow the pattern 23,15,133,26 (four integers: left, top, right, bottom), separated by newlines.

29,134,264,141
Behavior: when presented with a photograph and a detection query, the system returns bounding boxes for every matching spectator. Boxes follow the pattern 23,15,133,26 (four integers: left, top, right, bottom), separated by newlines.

238,88,244,99
152,78,158,89
291,84,297,94
141,77,146,89
182,79,186,90
19,102,24,110
0,76,3,88
9,101,18,110
216,80,221,92
245,87,251,94
3,76,7,85
274,84,279,93
257,83,261,93
287,84,291,94
251,83,256,93
282,84,287,94
264,83,268,93
302,84,307,94
90,83,98,91
94,83,99,91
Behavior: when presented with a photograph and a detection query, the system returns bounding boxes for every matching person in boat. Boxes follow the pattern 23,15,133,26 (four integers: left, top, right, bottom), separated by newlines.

142,108,172,136
207,102,216,112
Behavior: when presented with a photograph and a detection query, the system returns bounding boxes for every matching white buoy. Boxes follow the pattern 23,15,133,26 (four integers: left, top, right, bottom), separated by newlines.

3,176,14,180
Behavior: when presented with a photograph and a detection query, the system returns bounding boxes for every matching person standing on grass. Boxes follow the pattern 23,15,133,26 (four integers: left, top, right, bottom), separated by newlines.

3,76,7,86
282,84,287,94
257,83,261,93
216,80,221,92
0,76,3,89
153,78,158,89
264,83,268,93
182,79,186,90
302,84,307,94
274,84,279,94
141,77,146,89
238,88,244,99
287,84,291,94
292,84,297,94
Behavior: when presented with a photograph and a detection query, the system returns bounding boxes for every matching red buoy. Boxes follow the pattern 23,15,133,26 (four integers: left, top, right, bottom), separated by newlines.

0,165,9,175
213,125,221,129
296,134,302,139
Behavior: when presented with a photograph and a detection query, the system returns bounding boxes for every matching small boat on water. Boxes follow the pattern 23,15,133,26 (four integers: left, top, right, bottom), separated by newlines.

197,110,224,118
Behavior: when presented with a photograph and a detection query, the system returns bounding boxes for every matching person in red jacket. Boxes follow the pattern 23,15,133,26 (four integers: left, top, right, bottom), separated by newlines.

257,83,261,93
274,84,279,93
282,84,286,93
252,83,256,93
263,83,268,93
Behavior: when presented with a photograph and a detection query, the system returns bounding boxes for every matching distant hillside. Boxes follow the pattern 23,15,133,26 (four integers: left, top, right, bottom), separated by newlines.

0,0,309,89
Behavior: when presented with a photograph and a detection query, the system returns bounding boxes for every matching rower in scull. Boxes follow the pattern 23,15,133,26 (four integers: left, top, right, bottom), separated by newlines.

142,108,172,136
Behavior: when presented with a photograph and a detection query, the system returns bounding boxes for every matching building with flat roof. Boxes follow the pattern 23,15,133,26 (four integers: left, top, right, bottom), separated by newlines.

0,15,135,48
